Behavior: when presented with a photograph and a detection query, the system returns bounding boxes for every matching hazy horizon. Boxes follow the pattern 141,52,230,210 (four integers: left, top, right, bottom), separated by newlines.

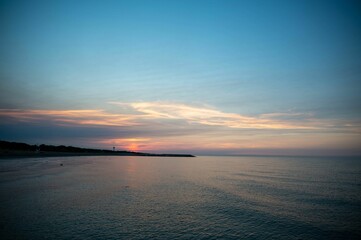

1,0,360,156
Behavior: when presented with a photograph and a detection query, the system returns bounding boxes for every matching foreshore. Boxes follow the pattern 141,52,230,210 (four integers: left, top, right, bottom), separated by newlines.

0,150,195,159
0,140,195,159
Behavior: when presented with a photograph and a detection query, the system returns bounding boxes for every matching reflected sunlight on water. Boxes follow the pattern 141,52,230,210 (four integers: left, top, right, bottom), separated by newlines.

0,156,360,239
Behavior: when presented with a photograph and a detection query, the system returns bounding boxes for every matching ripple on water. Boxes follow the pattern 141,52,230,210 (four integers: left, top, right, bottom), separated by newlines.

0,156,360,240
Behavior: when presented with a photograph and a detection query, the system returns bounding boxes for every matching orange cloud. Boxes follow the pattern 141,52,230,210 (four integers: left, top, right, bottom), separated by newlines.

111,101,351,130
1,102,358,132
96,131,360,153
0,109,139,127
2,104,357,154
95,138,151,152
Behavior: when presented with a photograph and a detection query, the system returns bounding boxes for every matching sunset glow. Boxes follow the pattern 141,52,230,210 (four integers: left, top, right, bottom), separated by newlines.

0,0,360,156
1,2,361,240
0,101,359,155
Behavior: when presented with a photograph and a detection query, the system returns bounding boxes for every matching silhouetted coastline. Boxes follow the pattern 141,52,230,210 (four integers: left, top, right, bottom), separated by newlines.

0,140,195,158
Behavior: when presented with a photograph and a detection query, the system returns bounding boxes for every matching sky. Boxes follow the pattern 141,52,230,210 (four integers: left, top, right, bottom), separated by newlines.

0,0,360,156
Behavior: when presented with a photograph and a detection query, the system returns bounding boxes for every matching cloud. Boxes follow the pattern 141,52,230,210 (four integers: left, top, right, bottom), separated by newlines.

112,101,356,130
0,109,139,127
0,102,359,132
1,102,360,155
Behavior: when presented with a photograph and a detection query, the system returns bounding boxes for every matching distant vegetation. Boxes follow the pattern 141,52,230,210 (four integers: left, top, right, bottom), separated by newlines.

0,140,195,158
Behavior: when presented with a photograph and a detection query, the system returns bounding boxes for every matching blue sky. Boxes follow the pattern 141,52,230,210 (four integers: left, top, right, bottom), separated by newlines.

0,0,360,155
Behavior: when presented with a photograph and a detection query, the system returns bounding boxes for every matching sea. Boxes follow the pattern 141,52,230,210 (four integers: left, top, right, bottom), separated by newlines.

0,155,360,239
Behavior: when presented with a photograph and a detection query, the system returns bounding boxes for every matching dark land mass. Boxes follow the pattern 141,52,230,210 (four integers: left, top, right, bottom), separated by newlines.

0,140,195,158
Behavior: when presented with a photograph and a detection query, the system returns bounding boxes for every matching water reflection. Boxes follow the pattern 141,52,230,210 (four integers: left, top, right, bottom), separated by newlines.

0,156,360,239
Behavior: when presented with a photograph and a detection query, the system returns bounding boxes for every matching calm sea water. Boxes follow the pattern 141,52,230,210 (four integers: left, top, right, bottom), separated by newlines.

0,156,360,239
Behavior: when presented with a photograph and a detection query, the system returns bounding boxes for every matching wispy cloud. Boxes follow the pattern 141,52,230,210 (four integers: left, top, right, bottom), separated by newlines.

1,102,359,154
0,109,139,127
112,101,348,130
0,102,358,131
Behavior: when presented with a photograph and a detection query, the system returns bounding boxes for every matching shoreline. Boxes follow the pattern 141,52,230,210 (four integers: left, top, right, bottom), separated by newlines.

0,151,195,159
0,140,195,159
